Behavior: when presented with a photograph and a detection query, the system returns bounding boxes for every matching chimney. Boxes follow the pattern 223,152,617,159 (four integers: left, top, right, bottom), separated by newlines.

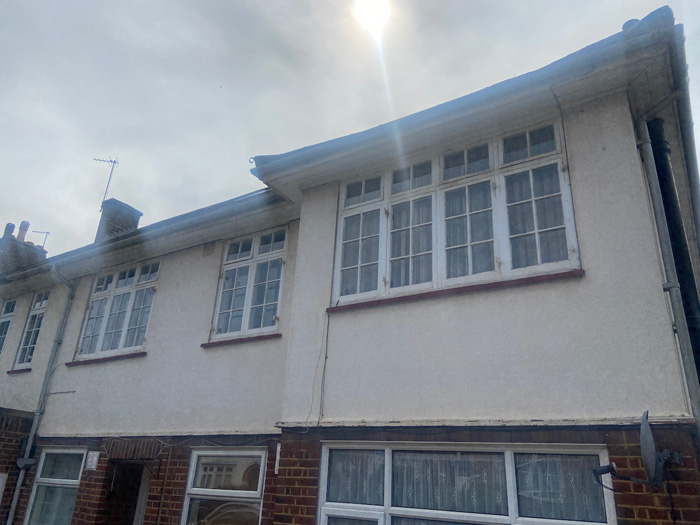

95,199,143,243
0,220,48,276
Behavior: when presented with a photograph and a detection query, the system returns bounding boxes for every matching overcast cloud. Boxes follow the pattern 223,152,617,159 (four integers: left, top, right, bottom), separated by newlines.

1,1,699,255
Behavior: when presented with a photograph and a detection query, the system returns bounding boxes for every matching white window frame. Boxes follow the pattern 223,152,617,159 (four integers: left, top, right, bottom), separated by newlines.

181,448,267,525
76,261,160,359
15,292,50,368
0,298,16,355
25,447,86,525
319,442,617,525
333,121,579,304
211,227,287,340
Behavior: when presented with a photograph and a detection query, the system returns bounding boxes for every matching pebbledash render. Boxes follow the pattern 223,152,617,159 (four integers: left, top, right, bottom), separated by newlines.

1,6,700,525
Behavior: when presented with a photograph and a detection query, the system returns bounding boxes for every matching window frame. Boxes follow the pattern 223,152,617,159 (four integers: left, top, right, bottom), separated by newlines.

0,298,17,355
15,292,50,368
211,227,287,341
181,448,267,525
24,447,86,525
333,121,579,305
76,261,160,359
319,442,617,525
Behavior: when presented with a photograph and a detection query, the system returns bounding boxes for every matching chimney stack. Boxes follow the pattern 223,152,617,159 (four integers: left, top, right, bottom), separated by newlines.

95,199,143,243
0,220,47,276
17,220,30,241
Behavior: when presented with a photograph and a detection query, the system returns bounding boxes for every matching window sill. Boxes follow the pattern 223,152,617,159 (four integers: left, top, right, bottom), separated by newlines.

328,268,585,313
201,333,282,349
7,368,31,375
65,351,147,367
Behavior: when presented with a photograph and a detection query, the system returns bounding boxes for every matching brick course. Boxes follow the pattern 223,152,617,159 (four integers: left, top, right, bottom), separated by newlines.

0,413,32,523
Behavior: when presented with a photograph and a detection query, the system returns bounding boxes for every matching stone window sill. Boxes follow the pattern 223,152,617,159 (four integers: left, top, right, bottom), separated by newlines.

66,351,147,367
201,333,282,349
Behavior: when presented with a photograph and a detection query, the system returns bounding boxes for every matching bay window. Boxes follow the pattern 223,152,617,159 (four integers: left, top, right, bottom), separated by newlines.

334,123,579,302
320,444,615,525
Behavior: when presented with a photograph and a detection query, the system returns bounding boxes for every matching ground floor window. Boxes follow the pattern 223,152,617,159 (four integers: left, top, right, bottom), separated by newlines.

320,443,615,525
26,449,85,525
182,448,267,525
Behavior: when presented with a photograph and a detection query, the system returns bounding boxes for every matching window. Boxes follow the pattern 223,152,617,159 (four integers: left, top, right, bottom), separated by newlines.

345,176,383,207
335,122,578,302
79,262,159,355
182,449,266,525
0,299,16,354
26,449,85,525
16,292,50,367
320,444,615,525
214,229,286,337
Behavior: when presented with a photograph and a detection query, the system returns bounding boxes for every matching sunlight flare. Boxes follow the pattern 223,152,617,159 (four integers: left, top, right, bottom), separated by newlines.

353,0,389,45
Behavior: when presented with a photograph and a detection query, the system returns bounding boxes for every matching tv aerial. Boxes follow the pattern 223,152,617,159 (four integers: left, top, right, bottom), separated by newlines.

94,156,119,205
593,411,683,489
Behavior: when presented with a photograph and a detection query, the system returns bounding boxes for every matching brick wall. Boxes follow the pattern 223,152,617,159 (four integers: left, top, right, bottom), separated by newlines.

0,413,32,522
274,425,700,525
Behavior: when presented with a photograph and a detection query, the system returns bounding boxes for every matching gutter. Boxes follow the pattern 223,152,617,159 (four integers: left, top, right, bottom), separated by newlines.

5,265,76,525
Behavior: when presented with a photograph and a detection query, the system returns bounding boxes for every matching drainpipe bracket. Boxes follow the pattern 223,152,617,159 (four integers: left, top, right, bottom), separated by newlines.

663,281,681,291
16,458,35,470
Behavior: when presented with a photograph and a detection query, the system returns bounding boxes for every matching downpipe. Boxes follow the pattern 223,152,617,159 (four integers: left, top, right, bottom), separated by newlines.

5,267,75,525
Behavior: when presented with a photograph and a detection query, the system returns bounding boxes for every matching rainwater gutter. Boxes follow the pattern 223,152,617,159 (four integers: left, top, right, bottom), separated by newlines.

5,265,75,525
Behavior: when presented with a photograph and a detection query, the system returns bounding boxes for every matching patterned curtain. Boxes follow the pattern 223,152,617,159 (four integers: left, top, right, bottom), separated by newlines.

327,450,385,505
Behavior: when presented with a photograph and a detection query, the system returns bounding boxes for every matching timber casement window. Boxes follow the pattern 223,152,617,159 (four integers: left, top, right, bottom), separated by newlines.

319,444,615,525
26,449,85,525
214,228,286,338
0,299,16,354
79,262,159,355
335,122,579,302
182,449,266,525
16,292,50,366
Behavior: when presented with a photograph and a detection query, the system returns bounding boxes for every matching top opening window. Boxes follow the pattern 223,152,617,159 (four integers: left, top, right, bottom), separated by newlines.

115,268,137,289
345,177,382,207
2,300,16,316
226,238,253,262
392,161,432,194
33,291,50,309
503,124,556,164
444,144,490,181
138,262,160,283
259,230,286,254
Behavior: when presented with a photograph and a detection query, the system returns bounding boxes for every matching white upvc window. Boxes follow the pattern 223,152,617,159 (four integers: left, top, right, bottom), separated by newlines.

25,448,86,525
16,292,50,367
334,122,579,303
0,299,16,355
319,443,617,525
213,228,286,338
181,448,267,525
78,262,159,356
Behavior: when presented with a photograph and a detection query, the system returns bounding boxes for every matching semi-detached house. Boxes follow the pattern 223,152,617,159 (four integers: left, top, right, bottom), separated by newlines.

1,6,700,525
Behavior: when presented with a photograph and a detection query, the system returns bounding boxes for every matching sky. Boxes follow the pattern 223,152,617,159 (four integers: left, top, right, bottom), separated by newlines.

1,1,699,256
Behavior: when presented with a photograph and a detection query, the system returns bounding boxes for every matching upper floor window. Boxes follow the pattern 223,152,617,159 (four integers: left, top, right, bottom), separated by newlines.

214,228,286,338
345,176,382,207
320,443,613,525
16,291,49,366
79,262,159,356
0,299,16,355
335,122,577,302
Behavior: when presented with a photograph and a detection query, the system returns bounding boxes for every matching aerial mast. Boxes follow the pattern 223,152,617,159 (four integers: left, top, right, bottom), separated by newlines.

94,156,119,205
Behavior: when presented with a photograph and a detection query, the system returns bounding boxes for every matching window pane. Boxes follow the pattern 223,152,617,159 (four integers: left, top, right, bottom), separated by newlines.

412,198,431,225
359,264,378,293
536,196,564,229
235,267,249,288
249,307,263,329
392,167,411,194
446,217,468,248
28,486,78,525
185,499,260,525
540,228,568,263
472,242,495,273
515,454,606,522
272,230,286,251
470,211,493,242
506,172,531,203
444,151,465,180
364,177,381,201
194,456,261,491
533,164,560,197
412,161,432,189
341,269,358,296
391,259,410,288
445,188,466,218
346,181,363,206
469,181,491,211
467,144,489,173
391,231,410,258
511,234,538,268
446,247,468,278
504,133,528,163
508,203,534,235
412,225,432,255
259,234,272,254
41,453,83,480
342,241,360,268
239,239,253,258
393,518,481,525
361,236,379,264
268,260,282,281
227,242,241,261
327,450,384,505
529,125,556,156
412,254,432,284
392,203,411,229
392,451,507,515
362,210,380,237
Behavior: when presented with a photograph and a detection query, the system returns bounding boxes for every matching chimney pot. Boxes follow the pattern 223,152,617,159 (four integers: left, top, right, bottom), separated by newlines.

3,223,15,238
17,221,30,241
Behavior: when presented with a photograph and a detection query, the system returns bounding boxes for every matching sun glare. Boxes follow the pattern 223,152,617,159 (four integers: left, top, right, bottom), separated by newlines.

353,0,389,45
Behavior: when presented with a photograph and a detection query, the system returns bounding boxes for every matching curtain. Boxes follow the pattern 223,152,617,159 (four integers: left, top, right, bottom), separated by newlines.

392,451,507,516
327,450,385,505
515,454,606,522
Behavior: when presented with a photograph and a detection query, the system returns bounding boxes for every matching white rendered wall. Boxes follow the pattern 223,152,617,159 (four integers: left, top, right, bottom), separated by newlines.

280,92,690,426
39,222,297,437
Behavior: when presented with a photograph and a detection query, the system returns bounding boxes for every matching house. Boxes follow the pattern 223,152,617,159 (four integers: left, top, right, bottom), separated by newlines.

1,6,699,524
